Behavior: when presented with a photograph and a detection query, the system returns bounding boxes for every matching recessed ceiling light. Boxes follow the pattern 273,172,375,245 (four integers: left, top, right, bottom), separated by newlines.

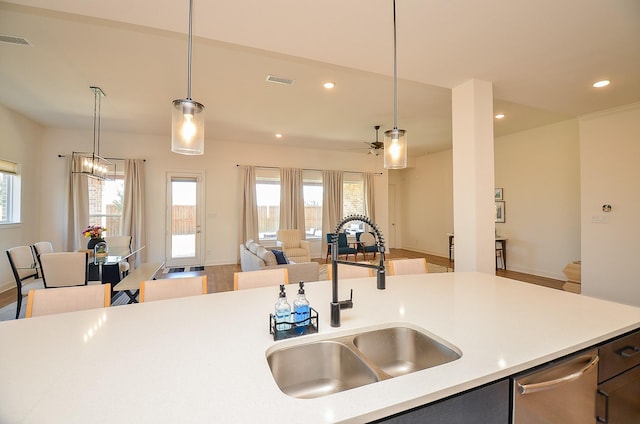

593,80,610,88
275,133,283,139
323,82,335,89
495,113,505,119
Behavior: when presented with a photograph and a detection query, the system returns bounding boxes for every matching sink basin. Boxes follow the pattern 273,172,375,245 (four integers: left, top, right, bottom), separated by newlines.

353,326,461,377
267,340,379,399
267,325,461,399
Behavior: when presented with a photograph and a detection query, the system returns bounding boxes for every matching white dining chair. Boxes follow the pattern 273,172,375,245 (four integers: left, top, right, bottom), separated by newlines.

327,263,373,280
139,275,207,302
38,251,101,288
388,258,429,276
6,246,45,319
26,284,111,318
234,268,289,291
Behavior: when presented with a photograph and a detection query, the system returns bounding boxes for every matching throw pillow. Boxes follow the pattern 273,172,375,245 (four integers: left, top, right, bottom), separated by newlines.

272,249,289,265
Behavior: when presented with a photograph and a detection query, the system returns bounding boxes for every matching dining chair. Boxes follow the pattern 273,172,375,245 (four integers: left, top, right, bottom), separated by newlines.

388,258,429,276
356,232,378,261
38,251,101,288
6,246,45,319
32,241,54,258
327,263,373,280
139,275,207,302
25,284,111,318
325,233,358,262
233,268,289,291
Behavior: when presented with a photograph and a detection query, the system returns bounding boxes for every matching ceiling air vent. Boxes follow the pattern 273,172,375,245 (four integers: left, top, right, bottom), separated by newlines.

0,34,30,46
266,75,295,86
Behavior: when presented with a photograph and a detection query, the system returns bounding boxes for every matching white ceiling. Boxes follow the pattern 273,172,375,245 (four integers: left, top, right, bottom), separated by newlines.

1,0,639,157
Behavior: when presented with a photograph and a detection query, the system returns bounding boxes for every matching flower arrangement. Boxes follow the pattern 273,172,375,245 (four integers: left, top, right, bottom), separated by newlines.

83,225,107,239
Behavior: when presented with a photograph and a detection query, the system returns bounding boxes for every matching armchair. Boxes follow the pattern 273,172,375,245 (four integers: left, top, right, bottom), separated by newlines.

276,229,311,263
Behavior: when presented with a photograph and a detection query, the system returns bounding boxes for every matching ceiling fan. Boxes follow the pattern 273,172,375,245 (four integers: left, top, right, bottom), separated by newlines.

365,125,384,156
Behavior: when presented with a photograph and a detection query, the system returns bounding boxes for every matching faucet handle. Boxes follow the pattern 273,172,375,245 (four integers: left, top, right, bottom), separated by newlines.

339,289,354,310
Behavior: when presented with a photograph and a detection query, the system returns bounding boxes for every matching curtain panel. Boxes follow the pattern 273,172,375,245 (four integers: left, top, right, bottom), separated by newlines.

122,159,146,266
321,170,344,254
279,168,305,234
68,155,89,251
238,166,259,263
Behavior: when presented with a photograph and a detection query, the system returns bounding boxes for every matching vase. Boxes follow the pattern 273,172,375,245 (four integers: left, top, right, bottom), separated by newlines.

87,238,105,250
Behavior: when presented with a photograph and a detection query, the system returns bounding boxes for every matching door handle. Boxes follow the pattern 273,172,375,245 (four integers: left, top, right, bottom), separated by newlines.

517,354,599,395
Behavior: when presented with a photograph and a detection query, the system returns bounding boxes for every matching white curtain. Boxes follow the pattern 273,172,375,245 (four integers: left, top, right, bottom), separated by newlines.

68,155,89,251
322,170,343,254
279,168,305,233
122,159,146,266
239,166,259,262
363,172,376,227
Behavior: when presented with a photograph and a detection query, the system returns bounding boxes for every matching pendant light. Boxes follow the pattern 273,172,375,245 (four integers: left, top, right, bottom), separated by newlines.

72,86,116,181
171,0,205,155
384,0,407,169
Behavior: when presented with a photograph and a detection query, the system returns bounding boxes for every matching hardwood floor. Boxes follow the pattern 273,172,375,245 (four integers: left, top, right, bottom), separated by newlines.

0,249,565,309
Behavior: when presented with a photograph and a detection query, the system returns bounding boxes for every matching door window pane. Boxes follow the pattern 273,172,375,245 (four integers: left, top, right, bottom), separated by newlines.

171,179,197,258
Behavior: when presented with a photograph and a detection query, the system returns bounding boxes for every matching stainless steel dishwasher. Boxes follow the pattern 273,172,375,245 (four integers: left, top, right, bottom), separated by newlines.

512,350,599,423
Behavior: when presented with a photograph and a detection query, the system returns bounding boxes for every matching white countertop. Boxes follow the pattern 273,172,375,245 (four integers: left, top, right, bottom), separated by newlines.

1,272,639,423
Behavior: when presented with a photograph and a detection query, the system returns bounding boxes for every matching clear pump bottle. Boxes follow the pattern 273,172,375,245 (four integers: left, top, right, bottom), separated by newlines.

274,284,291,331
293,281,310,330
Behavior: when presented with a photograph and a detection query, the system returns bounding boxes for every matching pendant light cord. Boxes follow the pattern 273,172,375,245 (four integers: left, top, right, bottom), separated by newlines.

392,0,398,130
187,0,193,100
93,88,101,157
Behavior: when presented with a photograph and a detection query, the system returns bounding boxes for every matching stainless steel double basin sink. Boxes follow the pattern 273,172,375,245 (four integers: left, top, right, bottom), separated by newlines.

266,325,462,399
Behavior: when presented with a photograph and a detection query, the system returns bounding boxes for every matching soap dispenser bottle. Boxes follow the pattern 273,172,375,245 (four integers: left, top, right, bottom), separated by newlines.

275,284,291,331
293,281,310,330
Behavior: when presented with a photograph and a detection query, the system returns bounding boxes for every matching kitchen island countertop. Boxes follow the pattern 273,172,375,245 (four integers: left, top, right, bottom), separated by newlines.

1,272,639,423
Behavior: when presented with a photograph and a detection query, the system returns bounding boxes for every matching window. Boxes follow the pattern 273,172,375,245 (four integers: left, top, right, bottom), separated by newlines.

256,168,280,241
88,160,124,236
303,170,323,239
343,172,365,234
0,159,20,224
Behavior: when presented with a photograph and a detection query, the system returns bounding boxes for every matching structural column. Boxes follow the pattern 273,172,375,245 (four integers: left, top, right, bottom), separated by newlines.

451,79,495,274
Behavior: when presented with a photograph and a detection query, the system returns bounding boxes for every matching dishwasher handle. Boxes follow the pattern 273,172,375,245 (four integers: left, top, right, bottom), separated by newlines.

517,354,599,395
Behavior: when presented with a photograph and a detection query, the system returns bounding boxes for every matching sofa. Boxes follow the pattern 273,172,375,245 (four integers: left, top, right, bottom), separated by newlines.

239,240,320,283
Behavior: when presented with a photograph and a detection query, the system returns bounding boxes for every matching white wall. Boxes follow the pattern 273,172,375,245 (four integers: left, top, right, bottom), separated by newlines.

579,103,640,307
35,127,389,269
0,105,43,292
494,119,581,280
398,119,581,280
396,150,454,257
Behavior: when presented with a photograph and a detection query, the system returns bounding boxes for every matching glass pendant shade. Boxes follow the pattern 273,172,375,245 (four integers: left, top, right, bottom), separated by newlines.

171,99,205,155
383,128,407,169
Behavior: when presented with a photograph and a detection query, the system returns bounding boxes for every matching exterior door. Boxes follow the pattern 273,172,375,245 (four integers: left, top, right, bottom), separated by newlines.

165,172,203,267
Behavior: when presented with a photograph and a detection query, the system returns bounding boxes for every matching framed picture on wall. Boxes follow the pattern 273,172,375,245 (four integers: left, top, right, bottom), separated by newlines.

495,188,504,200
495,201,505,223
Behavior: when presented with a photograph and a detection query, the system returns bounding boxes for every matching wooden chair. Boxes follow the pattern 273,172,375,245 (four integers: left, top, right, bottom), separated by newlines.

233,268,289,290
139,276,207,302
327,263,373,280
388,258,429,276
6,246,45,319
38,251,100,288
25,284,111,318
